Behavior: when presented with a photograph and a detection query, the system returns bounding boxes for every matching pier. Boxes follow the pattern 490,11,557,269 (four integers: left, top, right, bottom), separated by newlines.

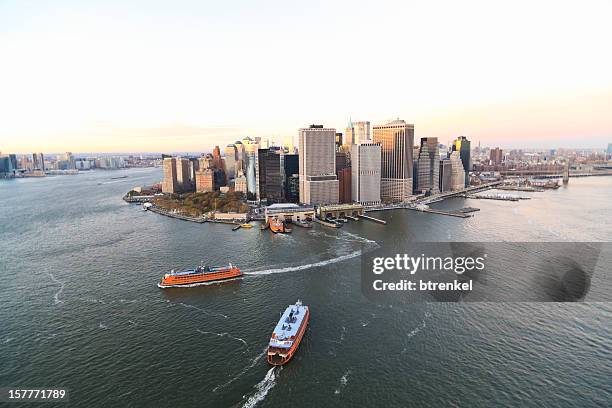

465,193,530,201
358,214,387,224
407,207,473,218
313,218,341,228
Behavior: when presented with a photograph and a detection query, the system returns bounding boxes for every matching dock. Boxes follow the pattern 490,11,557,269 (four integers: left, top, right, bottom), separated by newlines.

497,186,544,192
314,218,341,228
465,193,529,201
346,215,359,221
407,207,473,218
358,214,387,224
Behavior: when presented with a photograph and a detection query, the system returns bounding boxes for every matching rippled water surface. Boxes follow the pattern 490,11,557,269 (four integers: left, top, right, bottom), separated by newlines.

1,169,611,407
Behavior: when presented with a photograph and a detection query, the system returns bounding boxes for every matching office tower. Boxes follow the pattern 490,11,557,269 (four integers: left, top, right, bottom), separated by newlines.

335,133,343,151
257,148,285,203
195,169,215,193
439,158,452,193
224,144,238,180
607,143,612,157
162,157,178,194
32,153,45,171
283,154,299,202
345,120,371,145
234,172,248,194
345,120,355,145
188,157,200,183
449,151,466,191
416,137,440,194
452,136,471,186
351,143,381,206
243,141,259,200
175,158,193,192
353,121,371,144
337,168,351,203
9,154,17,170
0,155,13,177
285,175,300,203
298,125,339,205
372,119,414,202
212,146,222,169
490,147,503,165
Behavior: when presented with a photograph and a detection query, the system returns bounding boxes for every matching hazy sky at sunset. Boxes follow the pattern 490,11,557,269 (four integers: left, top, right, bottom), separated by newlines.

1,0,611,153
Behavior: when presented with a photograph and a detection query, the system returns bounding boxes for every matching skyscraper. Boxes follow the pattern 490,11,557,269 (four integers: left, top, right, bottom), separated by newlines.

32,153,45,171
162,157,178,194
224,144,238,180
416,137,440,194
351,143,381,206
244,141,259,200
453,136,471,186
258,148,285,203
298,125,339,205
449,151,466,191
195,169,215,193
283,154,299,202
176,158,193,192
490,147,503,165
439,158,452,193
212,146,222,169
372,119,414,202
345,120,371,145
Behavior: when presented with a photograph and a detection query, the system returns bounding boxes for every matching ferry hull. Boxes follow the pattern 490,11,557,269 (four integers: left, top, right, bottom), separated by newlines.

267,308,309,365
159,267,242,288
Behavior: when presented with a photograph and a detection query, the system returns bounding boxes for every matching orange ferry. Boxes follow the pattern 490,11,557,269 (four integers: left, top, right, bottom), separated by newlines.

158,263,242,288
267,300,309,365
269,217,292,234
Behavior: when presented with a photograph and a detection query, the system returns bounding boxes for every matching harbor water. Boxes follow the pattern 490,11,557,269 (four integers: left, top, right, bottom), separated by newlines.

1,168,611,407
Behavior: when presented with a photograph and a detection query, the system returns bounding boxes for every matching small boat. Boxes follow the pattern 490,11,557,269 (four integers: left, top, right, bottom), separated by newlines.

158,263,242,288
241,223,253,228
111,175,128,180
336,218,348,223
295,220,312,228
267,300,310,365
232,224,242,231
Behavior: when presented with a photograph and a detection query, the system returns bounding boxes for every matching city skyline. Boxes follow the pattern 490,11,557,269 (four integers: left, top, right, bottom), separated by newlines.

1,0,612,153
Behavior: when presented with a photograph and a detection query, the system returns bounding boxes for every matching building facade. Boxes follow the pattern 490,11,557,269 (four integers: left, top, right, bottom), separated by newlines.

258,148,285,203
453,136,471,186
195,169,216,193
439,158,452,193
162,157,178,194
416,137,440,194
298,125,339,205
372,120,414,202
224,144,238,180
449,151,466,191
351,143,381,206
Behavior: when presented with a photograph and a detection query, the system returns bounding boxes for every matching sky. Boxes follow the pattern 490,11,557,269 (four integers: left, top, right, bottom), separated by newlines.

0,0,611,153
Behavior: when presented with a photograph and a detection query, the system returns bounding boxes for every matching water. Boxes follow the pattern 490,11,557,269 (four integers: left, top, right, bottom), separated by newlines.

1,169,611,407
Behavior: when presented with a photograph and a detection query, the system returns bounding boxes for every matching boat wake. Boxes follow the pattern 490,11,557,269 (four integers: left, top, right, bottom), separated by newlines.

171,301,228,319
401,313,431,354
213,347,267,392
48,273,65,304
334,369,351,395
245,250,362,276
241,366,281,408
99,322,108,330
196,329,248,348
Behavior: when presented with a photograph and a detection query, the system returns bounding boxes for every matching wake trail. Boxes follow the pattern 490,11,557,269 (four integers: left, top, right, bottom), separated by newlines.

213,347,267,392
241,367,281,408
48,273,65,304
334,369,351,395
196,329,248,348
245,250,362,276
